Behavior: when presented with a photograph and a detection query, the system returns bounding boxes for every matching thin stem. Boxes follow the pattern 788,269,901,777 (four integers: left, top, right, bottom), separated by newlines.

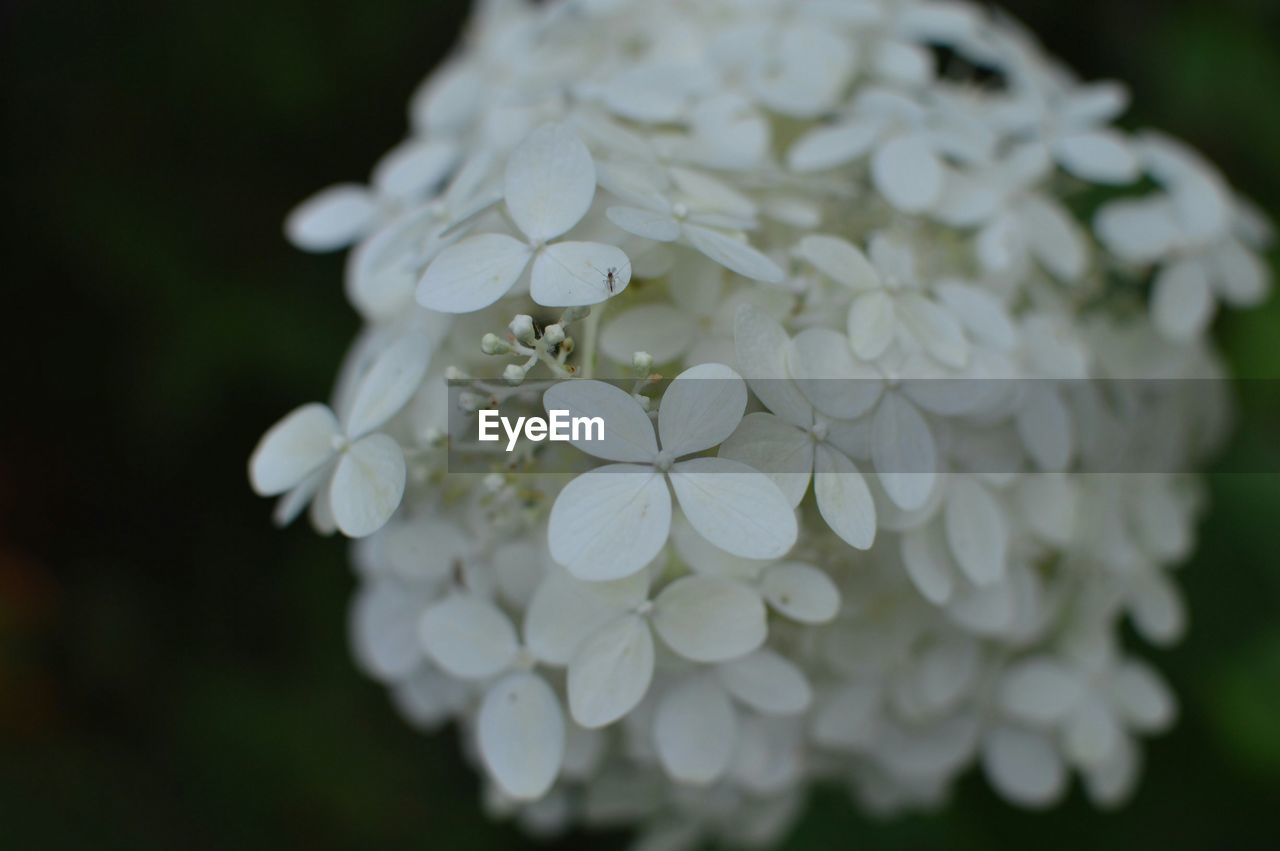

580,301,606,379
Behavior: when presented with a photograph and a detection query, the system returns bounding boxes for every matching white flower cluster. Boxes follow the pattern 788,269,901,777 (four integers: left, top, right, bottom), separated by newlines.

248,0,1271,845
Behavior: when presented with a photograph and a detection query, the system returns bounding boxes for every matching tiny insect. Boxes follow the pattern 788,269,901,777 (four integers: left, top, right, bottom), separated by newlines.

603,266,620,293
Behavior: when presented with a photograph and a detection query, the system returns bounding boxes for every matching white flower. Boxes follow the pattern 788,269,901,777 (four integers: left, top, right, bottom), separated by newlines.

417,122,632,313
543,363,797,581
248,333,430,537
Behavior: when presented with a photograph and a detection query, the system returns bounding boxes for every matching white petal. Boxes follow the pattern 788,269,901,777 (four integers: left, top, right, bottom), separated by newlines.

1022,196,1088,282
1016,388,1072,472
349,582,425,682
872,134,944,213
760,562,840,624
602,304,697,365
814,444,876,550
1109,662,1175,732
788,328,883,420
346,209,435,320
733,305,813,427
1094,198,1179,264
534,242,632,308
478,672,565,800
653,678,737,784
343,333,432,438
249,403,340,496
669,457,798,562
812,682,881,750
504,123,597,242
944,477,1007,586
567,614,654,727
895,294,969,369
1064,696,1121,767
419,593,518,679
658,363,748,457
1054,130,1139,185
900,526,956,605
1152,259,1214,341
982,726,1067,808
793,235,879,291
998,658,1082,724
542,380,657,462
718,650,812,716
416,233,532,314
871,394,936,511
847,291,896,362
718,413,813,507
547,467,672,581
787,118,884,173
935,281,1015,351
285,184,377,252
1211,239,1269,307
605,205,681,242
524,569,648,665
372,139,458,201
330,434,406,538
652,575,767,662
682,224,785,284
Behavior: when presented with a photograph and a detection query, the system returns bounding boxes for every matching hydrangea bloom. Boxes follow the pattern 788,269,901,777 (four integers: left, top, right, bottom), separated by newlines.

249,0,1270,845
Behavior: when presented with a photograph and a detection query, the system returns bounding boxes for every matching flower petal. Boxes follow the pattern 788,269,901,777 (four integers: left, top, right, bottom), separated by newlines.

601,304,697,365
285,184,377,252
542,381,657,462
504,123,597,242
249,403,340,496
606,206,681,242
1053,130,1139,185
524,568,648,665
652,575,766,662
759,561,840,624
669,457,798,561
814,444,876,550
1152,258,1214,341
682,224,785,284
330,434,406,538
547,466,671,581
567,614,654,727
871,394,936,511
658,363,748,457
788,328,883,420
787,118,884,172
982,726,1067,808
944,477,1008,586
531,241,632,307
733,305,813,427
872,134,944,213
718,413,813,507
653,678,737,784
416,233,532,314
718,649,812,716
998,658,1082,724
343,333,432,438
793,234,880,291
478,672,565,800
419,593,519,679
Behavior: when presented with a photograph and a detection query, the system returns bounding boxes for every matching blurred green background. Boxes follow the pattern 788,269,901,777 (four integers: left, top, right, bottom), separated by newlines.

3,0,1279,848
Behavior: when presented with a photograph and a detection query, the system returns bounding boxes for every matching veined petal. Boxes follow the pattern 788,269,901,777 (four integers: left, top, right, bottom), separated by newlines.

567,614,655,727
524,568,648,665
653,678,737,784
871,394,936,511
669,457,798,562
478,672,565,800
733,305,814,428
718,413,813,507
285,184,377,252
652,575,766,662
547,466,672,581
343,333,432,438
531,242,632,307
542,380,657,462
793,234,880,291
683,224,785,284
505,123,597,242
788,328,883,420
814,444,876,550
606,205,681,242
658,363,748,457
760,562,840,624
416,233,532,314
330,434,406,538
249,403,340,496
419,593,519,679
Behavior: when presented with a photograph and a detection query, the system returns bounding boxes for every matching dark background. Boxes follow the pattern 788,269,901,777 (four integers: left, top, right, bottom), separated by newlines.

3,1,1279,848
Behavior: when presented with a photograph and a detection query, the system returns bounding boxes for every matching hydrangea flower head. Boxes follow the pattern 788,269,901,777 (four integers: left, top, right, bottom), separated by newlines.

250,0,1270,845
